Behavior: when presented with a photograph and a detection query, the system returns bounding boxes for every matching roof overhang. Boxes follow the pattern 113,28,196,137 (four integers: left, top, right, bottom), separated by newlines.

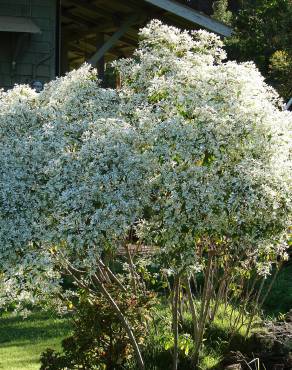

0,16,41,34
144,0,232,37
61,0,233,70
285,97,292,110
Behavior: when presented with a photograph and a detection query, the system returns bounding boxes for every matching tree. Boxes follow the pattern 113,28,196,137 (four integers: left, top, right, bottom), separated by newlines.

0,20,291,368
212,0,233,25
0,68,151,368
115,19,291,365
227,0,292,100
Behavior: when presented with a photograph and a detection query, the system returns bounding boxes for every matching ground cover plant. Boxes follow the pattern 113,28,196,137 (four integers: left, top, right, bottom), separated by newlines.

0,20,291,369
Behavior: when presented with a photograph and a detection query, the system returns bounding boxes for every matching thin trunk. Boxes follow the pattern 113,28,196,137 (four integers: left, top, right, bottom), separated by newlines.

178,286,183,323
192,275,199,295
125,244,138,295
245,277,265,337
97,264,111,284
244,275,259,303
62,257,144,368
93,273,145,370
196,275,213,352
229,309,244,339
259,263,281,307
98,259,127,293
172,274,180,370
193,252,213,365
184,275,199,340
210,277,226,322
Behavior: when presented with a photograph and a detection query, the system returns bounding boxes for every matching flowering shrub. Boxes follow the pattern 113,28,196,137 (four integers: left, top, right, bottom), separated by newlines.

0,20,291,368
114,21,291,365
116,20,291,263
0,67,152,304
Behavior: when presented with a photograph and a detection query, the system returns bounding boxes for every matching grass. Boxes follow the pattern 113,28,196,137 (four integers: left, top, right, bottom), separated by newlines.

0,264,290,370
198,303,257,370
197,263,292,369
140,299,256,370
0,311,71,370
198,351,222,370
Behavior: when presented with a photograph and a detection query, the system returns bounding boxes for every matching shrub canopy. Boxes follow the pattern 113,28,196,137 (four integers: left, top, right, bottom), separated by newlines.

0,20,291,307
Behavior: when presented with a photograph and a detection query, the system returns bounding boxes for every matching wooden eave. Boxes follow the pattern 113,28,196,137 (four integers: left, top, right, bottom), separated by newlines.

61,0,232,70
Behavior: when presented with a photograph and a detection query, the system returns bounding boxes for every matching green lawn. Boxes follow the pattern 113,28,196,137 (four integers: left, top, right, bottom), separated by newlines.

0,311,71,370
0,265,290,370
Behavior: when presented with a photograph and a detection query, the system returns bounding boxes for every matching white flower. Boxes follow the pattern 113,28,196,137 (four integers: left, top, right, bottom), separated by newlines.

0,21,291,307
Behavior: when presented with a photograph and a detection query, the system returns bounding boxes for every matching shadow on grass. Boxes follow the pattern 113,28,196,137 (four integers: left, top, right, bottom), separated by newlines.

0,311,72,345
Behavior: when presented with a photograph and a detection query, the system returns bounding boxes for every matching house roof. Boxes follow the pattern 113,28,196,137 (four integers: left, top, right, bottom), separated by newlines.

285,97,292,110
0,16,41,34
61,0,232,69
145,0,231,36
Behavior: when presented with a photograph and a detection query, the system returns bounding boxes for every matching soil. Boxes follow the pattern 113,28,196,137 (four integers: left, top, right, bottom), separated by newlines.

222,310,292,370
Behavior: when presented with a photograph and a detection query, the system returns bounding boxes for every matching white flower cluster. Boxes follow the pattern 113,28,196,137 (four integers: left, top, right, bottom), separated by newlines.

0,66,153,306
115,19,291,271
0,20,291,306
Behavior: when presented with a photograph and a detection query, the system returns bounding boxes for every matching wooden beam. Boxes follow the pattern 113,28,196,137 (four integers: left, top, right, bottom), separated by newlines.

88,14,139,65
71,42,96,54
68,34,137,62
66,0,113,20
71,37,134,59
116,34,137,46
96,0,147,13
96,33,105,83
66,22,115,42
143,0,232,37
285,98,292,110
81,29,138,47
62,11,92,29
70,28,138,47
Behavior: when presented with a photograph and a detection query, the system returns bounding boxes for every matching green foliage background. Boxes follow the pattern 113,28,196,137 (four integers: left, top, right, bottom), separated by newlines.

214,0,292,100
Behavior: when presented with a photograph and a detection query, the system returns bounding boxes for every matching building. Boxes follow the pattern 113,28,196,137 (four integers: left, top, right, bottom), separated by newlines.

0,0,232,90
